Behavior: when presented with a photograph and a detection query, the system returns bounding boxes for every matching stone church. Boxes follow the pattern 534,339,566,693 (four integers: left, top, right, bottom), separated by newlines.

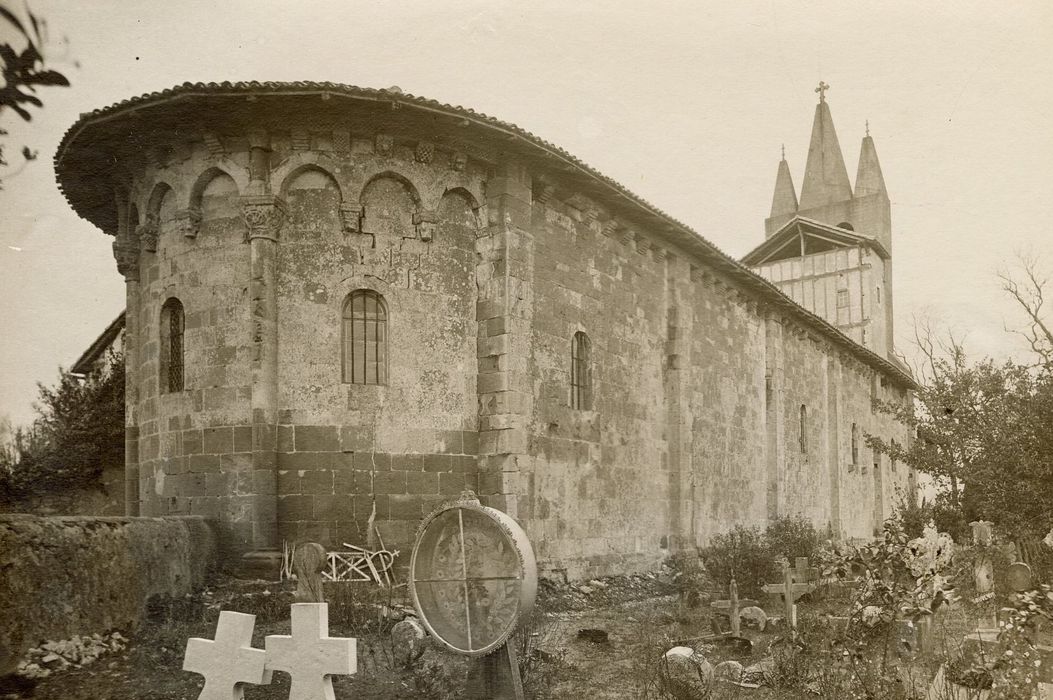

56,81,914,579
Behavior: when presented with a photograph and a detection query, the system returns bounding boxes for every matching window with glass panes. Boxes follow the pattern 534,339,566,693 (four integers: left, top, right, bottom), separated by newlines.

160,297,184,393
342,290,387,385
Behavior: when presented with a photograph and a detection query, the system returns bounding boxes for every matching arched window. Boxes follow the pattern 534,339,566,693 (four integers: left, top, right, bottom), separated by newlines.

571,331,592,410
851,423,859,465
342,290,387,385
799,405,808,455
160,298,185,393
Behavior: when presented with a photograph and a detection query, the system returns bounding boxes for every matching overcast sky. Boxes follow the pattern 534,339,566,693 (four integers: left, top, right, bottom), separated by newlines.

1,0,1051,427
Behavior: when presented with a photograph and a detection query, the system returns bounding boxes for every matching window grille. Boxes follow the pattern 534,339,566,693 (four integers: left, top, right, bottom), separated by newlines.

160,298,184,393
570,331,591,410
343,290,387,385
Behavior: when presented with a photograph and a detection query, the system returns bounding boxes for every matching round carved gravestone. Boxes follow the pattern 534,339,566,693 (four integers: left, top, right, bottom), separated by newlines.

1006,562,1033,592
408,492,537,658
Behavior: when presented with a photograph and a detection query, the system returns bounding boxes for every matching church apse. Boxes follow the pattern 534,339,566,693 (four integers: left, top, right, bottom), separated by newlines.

56,83,915,578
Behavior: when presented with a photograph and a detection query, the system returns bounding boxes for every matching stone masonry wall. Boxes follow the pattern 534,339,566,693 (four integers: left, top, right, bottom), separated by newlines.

109,105,913,577
272,140,485,554
525,197,673,580
0,515,216,671
134,159,256,553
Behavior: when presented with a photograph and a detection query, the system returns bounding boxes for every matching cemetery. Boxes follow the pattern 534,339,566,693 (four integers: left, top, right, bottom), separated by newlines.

2,499,1051,699
1,11,1051,700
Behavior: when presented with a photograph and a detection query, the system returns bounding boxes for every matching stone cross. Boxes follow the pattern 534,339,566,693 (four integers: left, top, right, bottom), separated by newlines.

815,81,830,102
265,603,356,700
183,611,271,700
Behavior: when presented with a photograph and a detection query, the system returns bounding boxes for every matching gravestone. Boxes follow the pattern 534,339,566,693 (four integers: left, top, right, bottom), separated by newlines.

761,557,817,617
264,603,356,700
183,611,271,700
969,521,999,635
391,617,427,668
658,646,713,696
409,492,537,700
292,542,327,604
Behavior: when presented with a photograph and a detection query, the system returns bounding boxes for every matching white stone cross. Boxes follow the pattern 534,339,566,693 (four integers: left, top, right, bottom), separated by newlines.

183,611,271,700
265,603,357,700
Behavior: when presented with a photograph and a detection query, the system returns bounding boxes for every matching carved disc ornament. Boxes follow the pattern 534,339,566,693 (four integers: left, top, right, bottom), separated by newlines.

409,492,537,657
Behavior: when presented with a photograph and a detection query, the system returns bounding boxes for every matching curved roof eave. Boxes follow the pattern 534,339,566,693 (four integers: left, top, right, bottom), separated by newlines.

54,81,916,390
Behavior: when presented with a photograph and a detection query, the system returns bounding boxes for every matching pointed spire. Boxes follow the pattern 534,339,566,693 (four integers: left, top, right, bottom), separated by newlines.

769,148,798,218
798,83,853,210
854,128,888,198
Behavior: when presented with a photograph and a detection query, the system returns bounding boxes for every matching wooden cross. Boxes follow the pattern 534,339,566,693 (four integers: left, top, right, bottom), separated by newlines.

265,603,356,700
729,578,740,637
815,81,830,102
183,611,271,700
761,557,817,607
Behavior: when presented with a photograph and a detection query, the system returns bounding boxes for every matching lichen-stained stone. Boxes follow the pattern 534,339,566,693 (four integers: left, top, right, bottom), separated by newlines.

183,611,271,700
264,603,356,700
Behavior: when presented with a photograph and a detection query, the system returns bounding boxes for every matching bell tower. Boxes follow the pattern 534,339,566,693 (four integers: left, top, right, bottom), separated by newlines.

748,83,896,361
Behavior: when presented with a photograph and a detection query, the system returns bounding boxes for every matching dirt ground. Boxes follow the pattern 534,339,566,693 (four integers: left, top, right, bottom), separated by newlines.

13,572,1022,700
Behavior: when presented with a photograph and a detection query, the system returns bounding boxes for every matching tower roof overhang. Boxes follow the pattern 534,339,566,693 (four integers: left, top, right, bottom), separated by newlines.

55,81,915,390
741,216,890,267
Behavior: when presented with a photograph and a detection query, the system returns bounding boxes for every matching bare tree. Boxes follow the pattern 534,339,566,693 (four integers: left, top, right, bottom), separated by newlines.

998,253,1053,366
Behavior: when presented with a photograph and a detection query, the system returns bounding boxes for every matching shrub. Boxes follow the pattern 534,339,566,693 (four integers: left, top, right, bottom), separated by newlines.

764,515,820,563
700,525,776,599
700,517,820,599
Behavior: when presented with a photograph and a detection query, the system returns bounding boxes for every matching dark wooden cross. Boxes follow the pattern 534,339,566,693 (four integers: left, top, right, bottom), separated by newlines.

815,81,830,102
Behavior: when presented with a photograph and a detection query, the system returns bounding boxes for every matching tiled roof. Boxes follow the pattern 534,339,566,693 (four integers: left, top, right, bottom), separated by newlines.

742,216,891,266
54,81,915,389
71,312,125,375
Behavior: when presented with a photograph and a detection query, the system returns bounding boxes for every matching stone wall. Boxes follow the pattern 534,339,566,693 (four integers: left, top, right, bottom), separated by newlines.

95,95,914,579
0,515,216,668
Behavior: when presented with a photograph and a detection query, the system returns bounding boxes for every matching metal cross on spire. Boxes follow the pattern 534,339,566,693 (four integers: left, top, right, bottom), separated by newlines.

865,119,870,136
815,81,830,103
781,143,786,160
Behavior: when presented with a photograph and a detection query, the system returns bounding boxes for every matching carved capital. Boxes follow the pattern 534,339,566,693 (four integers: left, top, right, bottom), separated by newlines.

176,207,202,239
339,203,365,234
414,141,434,164
113,233,140,280
136,215,159,253
412,208,439,242
240,195,287,243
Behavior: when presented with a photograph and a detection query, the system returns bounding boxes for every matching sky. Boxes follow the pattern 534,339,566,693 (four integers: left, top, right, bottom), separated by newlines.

0,0,1051,427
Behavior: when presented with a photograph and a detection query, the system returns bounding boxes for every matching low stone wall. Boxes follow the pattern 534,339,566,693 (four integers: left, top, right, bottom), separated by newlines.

0,515,217,671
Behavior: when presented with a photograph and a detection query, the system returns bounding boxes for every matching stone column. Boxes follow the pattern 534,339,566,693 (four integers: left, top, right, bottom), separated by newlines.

475,159,533,518
239,129,286,576
113,228,141,516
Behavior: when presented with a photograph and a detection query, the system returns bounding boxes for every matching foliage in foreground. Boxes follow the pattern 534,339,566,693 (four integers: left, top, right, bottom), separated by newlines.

0,3,71,187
